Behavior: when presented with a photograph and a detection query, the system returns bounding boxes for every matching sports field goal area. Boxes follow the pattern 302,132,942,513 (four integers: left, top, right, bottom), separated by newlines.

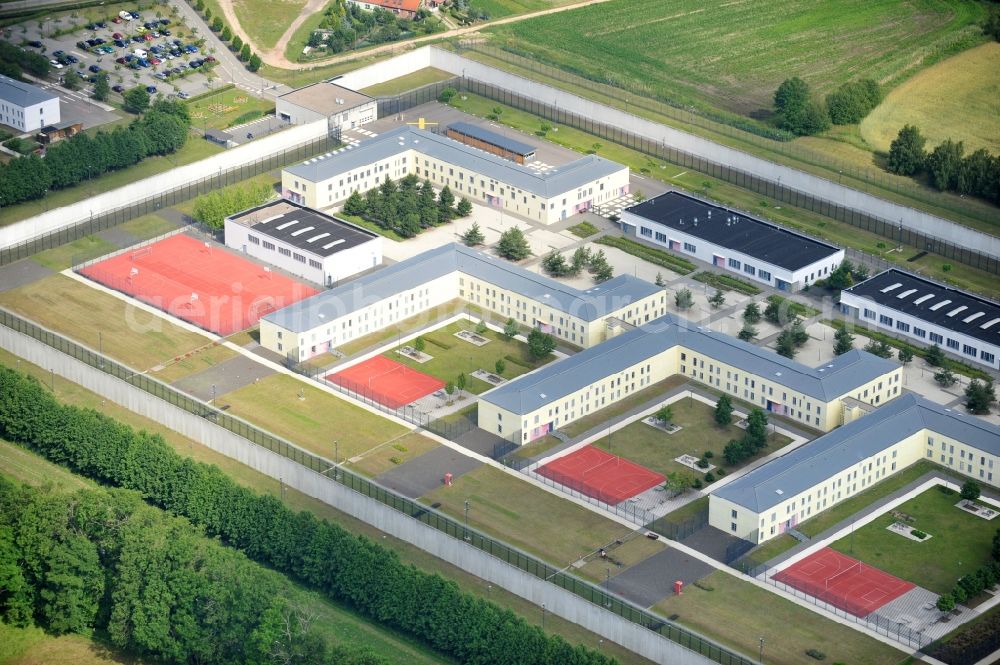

536,445,665,505
79,235,318,336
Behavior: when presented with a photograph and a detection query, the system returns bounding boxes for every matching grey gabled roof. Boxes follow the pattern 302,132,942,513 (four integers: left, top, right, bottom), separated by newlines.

284,126,625,199
262,243,660,332
0,74,58,107
447,122,536,157
715,394,1000,513
479,314,898,414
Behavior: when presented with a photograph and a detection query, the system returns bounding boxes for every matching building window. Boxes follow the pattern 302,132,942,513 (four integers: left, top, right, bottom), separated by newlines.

896,321,910,333
743,264,756,276
879,314,893,326
947,338,960,350
293,253,306,264
278,247,292,257
758,270,771,281
683,242,696,253
308,259,322,269
962,344,977,356
982,351,995,364
730,522,738,533
248,235,260,245
640,227,652,237
728,258,741,269
929,332,943,343
863,308,875,320
913,327,926,338
655,231,666,242
262,241,276,251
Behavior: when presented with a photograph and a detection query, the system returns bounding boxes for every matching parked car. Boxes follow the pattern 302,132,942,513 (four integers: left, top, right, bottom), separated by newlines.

160,18,171,25
112,84,125,93
112,32,123,39
115,56,127,64
114,39,127,47
27,40,43,48
149,57,161,65
49,60,63,69
66,55,79,63
77,41,89,49
88,64,101,73
146,85,157,94
112,16,123,24
176,91,190,99
204,55,216,62
161,29,171,36
52,50,65,57
184,45,198,53
118,11,132,20
143,34,153,42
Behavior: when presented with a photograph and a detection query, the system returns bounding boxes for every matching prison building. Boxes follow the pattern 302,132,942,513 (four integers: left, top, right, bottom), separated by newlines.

620,191,844,292
840,269,1000,371
710,394,1000,543
276,81,376,130
0,73,59,133
446,122,537,164
477,314,901,444
259,243,663,362
224,200,381,287
282,126,629,224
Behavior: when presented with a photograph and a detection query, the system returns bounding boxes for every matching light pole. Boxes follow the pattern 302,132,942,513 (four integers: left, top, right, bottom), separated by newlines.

541,603,546,630
98,331,104,368
759,637,765,664
605,568,611,607
211,383,216,406
334,440,340,480
464,499,470,541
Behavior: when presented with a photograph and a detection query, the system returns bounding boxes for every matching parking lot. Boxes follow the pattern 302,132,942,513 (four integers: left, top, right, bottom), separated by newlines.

13,6,230,108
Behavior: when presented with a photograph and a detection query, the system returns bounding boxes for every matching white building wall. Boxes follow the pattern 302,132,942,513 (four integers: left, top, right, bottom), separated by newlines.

839,292,1000,371
621,210,843,291
276,98,377,131
0,96,59,132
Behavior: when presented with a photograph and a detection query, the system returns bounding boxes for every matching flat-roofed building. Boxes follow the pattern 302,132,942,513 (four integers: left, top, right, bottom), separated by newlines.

0,74,59,132
282,126,629,224
621,192,844,292
446,122,536,164
276,81,376,130
840,268,1000,371
225,200,381,287
711,394,1000,543
259,243,663,363
478,315,901,444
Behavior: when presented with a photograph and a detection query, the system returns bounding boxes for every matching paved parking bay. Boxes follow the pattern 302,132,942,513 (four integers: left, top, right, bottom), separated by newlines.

607,545,716,608
30,78,118,130
375,445,483,498
171,353,275,401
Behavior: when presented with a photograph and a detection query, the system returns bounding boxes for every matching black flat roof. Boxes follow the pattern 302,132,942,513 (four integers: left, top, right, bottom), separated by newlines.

625,192,840,271
845,269,1000,348
230,201,376,258
447,122,536,157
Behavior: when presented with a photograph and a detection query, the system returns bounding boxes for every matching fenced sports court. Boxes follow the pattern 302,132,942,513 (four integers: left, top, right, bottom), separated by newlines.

536,445,665,505
327,355,445,410
78,234,318,336
773,547,914,617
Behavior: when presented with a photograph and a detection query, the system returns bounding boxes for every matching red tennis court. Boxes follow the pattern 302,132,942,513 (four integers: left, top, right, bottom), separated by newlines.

79,234,318,336
536,445,665,505
773,547,914,617
327,355,444,409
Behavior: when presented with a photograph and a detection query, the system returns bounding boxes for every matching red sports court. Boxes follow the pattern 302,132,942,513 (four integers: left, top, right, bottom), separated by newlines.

79,234,318,336
536,445,665,505
773,547,914,617
327,355,444,409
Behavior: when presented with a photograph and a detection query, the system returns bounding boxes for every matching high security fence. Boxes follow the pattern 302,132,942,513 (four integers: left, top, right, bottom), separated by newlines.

0,307,755,665
457,44,1000,236
0,129,341,267
377,77,998,275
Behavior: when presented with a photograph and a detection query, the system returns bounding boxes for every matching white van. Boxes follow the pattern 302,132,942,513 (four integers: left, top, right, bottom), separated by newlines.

133,48,147,58
119,11,132,20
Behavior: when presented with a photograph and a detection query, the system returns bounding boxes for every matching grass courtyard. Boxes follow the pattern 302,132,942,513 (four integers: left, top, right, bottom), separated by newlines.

654,571,905,665
347,432,441,478
387,320,555,395
0,275,219,371
185,89,276,131
219,373,408,461
829,485,998,595
593,397,793,478
421,465,632,566
360,68,455,97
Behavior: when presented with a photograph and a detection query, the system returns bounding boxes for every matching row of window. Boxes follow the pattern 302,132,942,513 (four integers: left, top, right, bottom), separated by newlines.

864,309,995,362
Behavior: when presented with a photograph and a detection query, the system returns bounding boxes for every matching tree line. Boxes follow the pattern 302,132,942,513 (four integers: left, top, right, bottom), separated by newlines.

0,98,191,207
886,124,999,204
0,477,387,665
541,246,614,283
772,76,882,136
0,365,616,665
193,0,262,70
343,175,472,238
194,179,275,229
0,39,51,80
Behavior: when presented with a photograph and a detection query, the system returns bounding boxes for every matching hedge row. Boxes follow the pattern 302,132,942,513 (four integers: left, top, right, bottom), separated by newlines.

0,365,616,665
691,271,761,295
595,235,695,275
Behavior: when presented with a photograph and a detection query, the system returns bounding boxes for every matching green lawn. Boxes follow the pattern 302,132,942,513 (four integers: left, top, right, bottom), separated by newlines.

0,621,142,665
738,534,799,570
220,373,408,460
347,432,441,478
186,89,275,131
448,93,1000,295
558,375,689,439
489,0,984,119
0,135,222,227
149,343,238,384
576,534,665,583
654,571,905,665
829,485,997,595
231,0,310,50
567,221,600,238
361,68,455,96
0,353,653,665
797,460,938,538
0,275,218,371
387,320,554,395
593,397,793,478
421,465,632,566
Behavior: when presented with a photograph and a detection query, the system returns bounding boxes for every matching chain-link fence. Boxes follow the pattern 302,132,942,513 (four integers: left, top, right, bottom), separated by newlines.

0,130,341,267
457,44,999,235
0,306,756,665
741,562,934,650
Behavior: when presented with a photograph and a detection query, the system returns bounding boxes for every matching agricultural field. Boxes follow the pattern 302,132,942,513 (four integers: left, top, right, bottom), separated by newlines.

230,0,310,51
860,42,1000,154
489,0,985,119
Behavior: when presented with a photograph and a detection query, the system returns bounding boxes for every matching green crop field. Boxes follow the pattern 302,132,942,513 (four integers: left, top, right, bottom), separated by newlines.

829,485,997,595
231,0,310,51
489,0,985,119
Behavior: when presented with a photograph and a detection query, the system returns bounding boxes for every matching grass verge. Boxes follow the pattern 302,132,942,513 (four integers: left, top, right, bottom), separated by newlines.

594,235,695,275
559,375,688,439
692,271,761,295
360,67,455,96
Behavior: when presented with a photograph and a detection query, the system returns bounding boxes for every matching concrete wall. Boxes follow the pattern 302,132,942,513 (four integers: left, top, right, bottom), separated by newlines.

336,46,1000,262
0,322,721,665
0,120,329,249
